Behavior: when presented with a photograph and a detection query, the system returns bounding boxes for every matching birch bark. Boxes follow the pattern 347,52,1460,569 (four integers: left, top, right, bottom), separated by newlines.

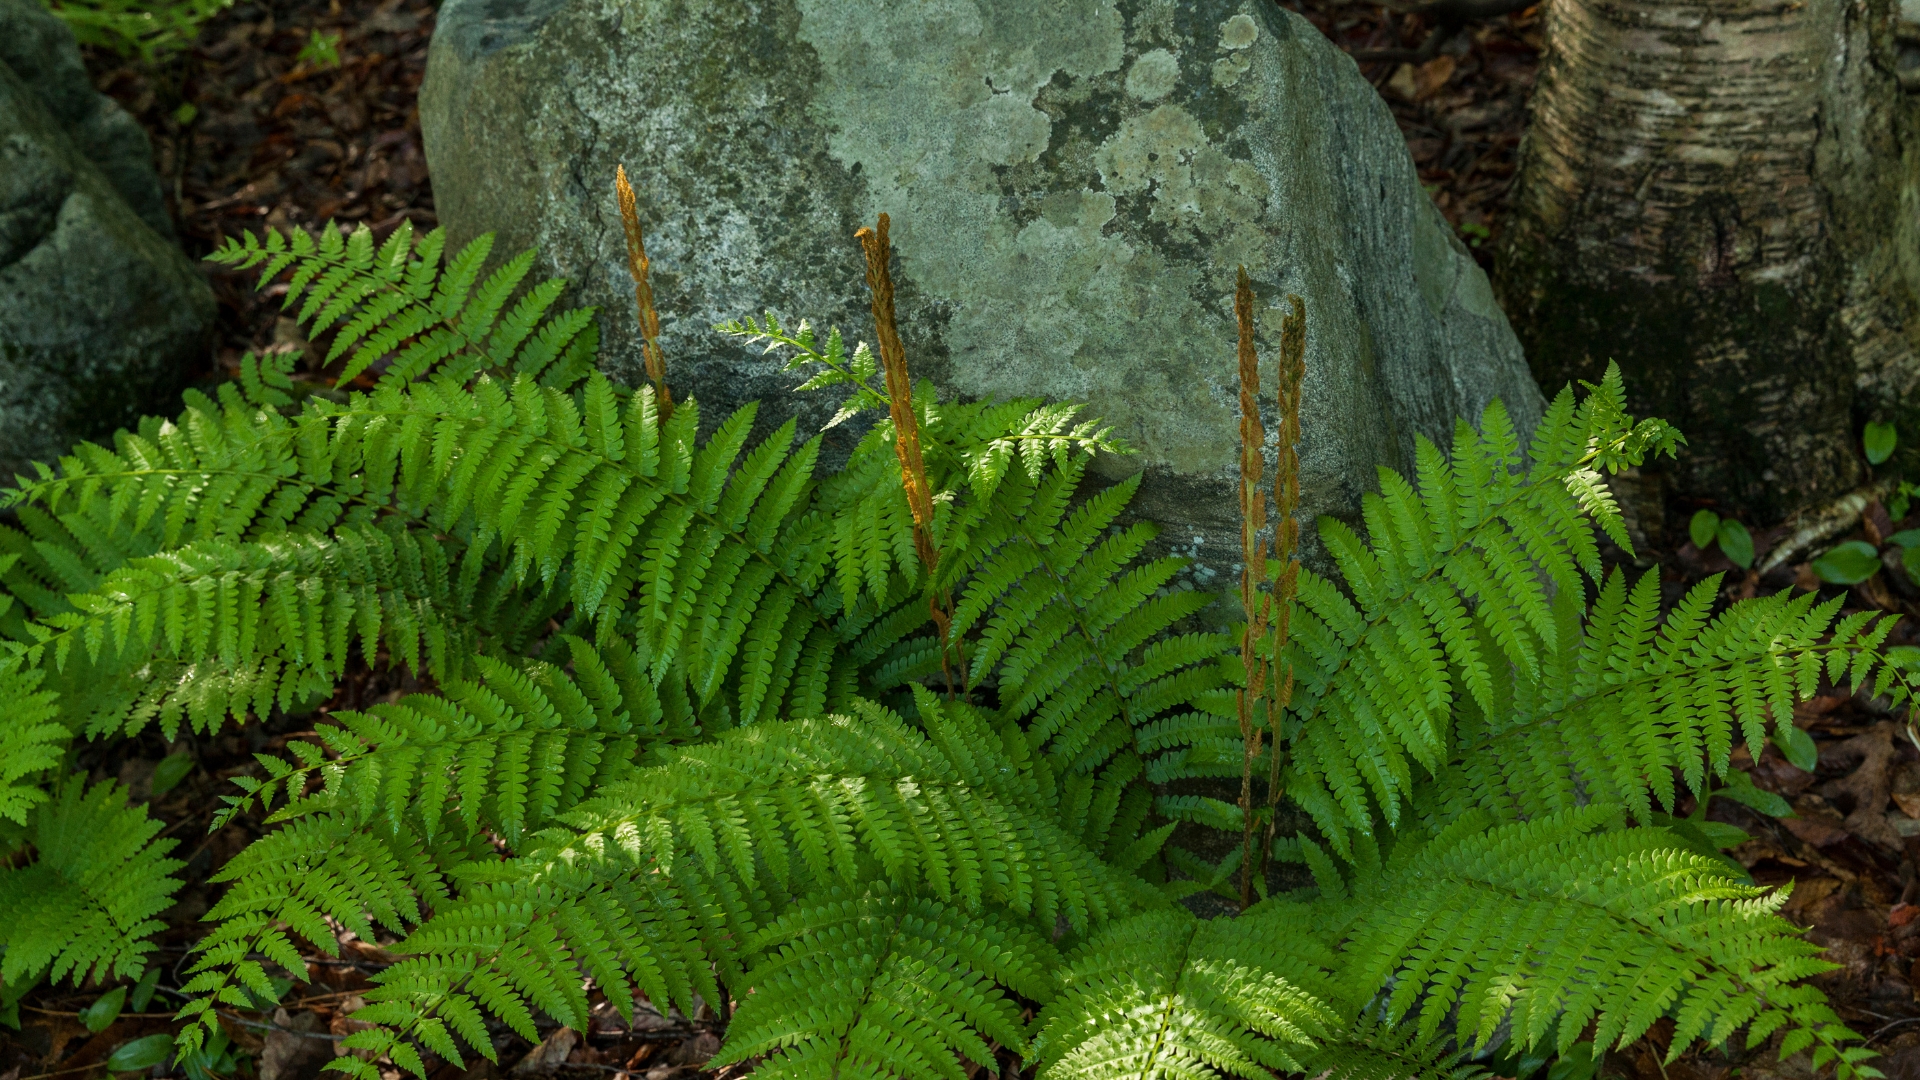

1496,0,1920,522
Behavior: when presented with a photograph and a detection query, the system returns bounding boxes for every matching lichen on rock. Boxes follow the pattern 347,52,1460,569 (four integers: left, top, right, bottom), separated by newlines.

421,0,1544,598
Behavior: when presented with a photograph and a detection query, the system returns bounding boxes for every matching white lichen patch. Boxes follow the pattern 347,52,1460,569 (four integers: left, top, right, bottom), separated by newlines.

1125,48,1181,100
793,0,1260,473
1212,51,1252,86
1219,12,1259,48
1093,103,1267,235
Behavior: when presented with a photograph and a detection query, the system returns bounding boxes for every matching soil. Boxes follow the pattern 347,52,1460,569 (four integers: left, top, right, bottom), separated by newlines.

5,2,1915,1079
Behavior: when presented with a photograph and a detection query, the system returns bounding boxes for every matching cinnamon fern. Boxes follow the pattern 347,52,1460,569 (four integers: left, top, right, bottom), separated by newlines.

0,205,1901,1080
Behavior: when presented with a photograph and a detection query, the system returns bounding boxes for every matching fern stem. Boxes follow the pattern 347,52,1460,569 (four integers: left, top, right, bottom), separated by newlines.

1234,267,1270,911
1260,294,1306,888
856,214,964,696
616,165,673,421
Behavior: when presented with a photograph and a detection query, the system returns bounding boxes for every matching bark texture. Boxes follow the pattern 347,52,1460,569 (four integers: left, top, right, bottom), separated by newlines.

1496,0,1920,524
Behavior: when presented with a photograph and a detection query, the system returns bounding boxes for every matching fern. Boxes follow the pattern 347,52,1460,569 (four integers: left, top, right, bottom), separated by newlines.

1271,370,1683,851
206,223,597,389
1033,904,1343,1079
0,778,183,992
317,692,1142,1078
711,886,1056,1080
3,213,1902,1080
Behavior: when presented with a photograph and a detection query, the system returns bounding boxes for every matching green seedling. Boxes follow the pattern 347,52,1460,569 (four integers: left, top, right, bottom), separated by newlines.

1690,508,1754,568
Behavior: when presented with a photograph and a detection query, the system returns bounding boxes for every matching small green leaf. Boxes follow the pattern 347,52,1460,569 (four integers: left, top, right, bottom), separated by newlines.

1548,1043,1601,1080
129,966,161,1012
172,102,198,126
1866,421,1897,465
1717,519,1754,569
1693,819,1752,849
150,752,194,796
1812,540,1883,585
80,986,126,1033
1888,645,1920,670
1905,544,1920,584
1718,770,1794,818
1895,492,1914,521
1773,724,1819,773
1890,529,1920,549
1690,509,1721,550
108,1033,175,1073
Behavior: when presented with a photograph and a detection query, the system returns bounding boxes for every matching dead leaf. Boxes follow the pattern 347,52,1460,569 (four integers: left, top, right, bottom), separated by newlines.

1415,55,1458,99
1386,63,1420,101
329,996,376,1060
663,1031,720,1068
513,1028,577,1075
1817,720,1903,850
260,1008,331,1080
1782,801,1851,848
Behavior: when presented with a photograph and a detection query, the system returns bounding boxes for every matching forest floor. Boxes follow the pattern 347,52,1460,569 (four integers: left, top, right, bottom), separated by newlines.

6,1,1919,1079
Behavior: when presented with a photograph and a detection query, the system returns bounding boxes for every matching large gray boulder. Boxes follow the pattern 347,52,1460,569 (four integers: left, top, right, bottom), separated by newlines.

0,0,211,475
421,0,1544,584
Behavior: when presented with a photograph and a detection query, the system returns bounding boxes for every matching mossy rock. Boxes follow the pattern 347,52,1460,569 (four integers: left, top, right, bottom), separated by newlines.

420,0,1544,594
0,8,211,479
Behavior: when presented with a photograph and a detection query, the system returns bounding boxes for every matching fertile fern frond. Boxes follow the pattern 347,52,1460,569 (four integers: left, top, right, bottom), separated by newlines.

1280,367,1682,849
207,223,598,390
326,692,1143,1076
710,887,1058,1080
0,777,183,989
1032,904,1343,1080
1317,805,1857,1069
1431,570,1913,825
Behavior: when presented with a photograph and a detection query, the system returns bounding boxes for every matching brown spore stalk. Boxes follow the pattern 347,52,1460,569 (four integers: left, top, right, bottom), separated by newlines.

616,164,673,420
856,214,962,693
1235,267,1307,909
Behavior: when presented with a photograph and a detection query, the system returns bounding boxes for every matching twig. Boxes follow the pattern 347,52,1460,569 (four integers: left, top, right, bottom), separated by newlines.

216,1012,342,1042
21,1006,179,1019
1350,21,1462,63
1374,0,1539,18
1756,478,1899,575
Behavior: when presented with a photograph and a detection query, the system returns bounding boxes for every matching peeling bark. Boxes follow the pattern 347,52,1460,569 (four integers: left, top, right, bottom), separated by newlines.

1496,0,1920,524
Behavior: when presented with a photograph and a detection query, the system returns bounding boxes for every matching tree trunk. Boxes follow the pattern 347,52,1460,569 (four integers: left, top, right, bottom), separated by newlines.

1495,0,1920,527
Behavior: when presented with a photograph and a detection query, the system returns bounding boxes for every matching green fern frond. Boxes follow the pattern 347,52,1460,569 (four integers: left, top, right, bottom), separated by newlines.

11,522,565,740
176,634,700,1049
1288,1013,1483,1080
711,886,1057,1080
329,692,1142,1073
229,640,664,835
1324,805,1854,1067
938,459,1227,853
1280,370,1683,850
1430,571,1912,826
0,777,183,988
175,814,472,1053
0,662,64,823
207,224,597,391
1033,904,1342,1080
